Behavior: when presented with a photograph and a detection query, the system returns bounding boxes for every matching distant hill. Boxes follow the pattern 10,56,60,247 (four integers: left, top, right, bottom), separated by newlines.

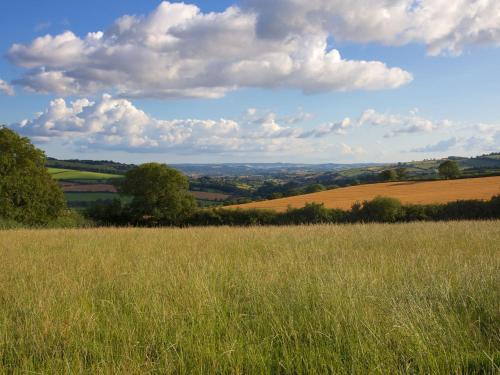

46,158,136,175
47,153,500,178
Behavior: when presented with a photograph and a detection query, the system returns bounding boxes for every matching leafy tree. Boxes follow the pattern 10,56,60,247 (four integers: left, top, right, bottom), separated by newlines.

0,127,66,224
438,160,461,179
381,169,397,181
122,163,197,225
395,167,408,180
304,183,326,194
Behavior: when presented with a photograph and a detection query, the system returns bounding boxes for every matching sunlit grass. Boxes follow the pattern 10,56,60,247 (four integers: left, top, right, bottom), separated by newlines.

0,222,499,373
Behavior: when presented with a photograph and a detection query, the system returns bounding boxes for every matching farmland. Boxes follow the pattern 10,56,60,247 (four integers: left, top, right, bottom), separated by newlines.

48,168,123,181
231,176,500,211
0,222,498,373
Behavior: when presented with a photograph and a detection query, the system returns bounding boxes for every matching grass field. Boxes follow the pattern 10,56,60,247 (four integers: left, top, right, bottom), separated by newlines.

48,168,123,181
231,176,500,212
0,222,498,373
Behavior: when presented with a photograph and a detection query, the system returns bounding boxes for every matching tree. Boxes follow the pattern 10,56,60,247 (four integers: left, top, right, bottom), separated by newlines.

395,167,408,180
304,183,326,194
0,127,66,224
438,160,461,179
121,163,197,225
381,169,397,181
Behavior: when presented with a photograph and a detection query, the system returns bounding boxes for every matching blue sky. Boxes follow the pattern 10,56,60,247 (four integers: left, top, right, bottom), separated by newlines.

1,0,499,163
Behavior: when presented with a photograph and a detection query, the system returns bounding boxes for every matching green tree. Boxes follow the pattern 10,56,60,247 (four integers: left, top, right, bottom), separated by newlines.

122,163,197,225
381,169,397,181
0,127,66,224
438,160,461,179
304,183,326,194
395,167,408,180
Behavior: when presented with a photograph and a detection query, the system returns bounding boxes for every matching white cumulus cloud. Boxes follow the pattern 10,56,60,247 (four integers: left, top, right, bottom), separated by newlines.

359,109,451,137
246,0,500,56
9,94,351,155
7,2,412,99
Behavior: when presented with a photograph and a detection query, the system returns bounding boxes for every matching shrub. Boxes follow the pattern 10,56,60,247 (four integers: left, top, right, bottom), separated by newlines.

356,196,404,222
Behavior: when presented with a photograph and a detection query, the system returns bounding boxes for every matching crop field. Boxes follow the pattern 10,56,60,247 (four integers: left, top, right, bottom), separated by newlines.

0,222,498,373
48,168,123,181
190,191,231,201
231,176,500,212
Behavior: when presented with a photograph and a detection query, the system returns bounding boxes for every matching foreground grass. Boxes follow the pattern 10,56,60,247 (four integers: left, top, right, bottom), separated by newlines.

0,222,499,373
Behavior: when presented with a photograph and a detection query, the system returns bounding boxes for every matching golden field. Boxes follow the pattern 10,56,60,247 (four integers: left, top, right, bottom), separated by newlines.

231,176,500,212
0,222,499,373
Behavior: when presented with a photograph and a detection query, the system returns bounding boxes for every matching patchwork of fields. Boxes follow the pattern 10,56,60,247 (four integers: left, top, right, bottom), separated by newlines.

48,168,232,207
231,176,500,211
0,222,498,373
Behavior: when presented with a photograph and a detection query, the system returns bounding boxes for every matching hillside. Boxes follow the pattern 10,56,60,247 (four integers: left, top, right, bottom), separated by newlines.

230,176,500,211
48,168,123,181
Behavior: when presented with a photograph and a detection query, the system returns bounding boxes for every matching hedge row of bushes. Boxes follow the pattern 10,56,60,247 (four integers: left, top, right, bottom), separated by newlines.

86,195,500,227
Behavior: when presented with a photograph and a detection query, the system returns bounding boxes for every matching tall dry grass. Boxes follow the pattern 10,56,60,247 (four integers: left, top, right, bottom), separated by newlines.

0,222,499,373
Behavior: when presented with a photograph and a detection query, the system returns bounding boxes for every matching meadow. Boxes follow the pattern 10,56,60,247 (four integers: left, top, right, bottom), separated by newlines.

48,168,123,181
232,176,500,211
0,222,498,373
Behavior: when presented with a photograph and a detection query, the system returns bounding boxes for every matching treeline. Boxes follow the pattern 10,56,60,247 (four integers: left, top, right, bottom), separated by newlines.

86,195,500,227
46,158,136,175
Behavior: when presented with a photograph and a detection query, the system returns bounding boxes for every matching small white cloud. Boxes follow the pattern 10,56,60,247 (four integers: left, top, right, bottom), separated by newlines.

411,137,458,153
35,21,52,32
359,108,451,137
340,143,366,156
0,79,15,96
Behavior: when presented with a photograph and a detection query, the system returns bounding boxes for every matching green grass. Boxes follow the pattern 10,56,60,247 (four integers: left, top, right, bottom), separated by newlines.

0,222,499,373
48,167,123,181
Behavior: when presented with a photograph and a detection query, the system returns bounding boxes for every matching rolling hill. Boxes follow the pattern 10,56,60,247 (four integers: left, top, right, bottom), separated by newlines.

48,168,123,181
230,176,500,212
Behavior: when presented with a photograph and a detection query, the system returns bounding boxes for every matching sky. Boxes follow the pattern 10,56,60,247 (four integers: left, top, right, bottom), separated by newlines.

0,0,499,164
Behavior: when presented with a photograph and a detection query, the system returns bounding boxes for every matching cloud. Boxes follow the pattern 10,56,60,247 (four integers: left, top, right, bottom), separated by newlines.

7,2,412,99
411,137,458,152
246,0,500,56
9,94,349,154
35,21,52,32
359,109,451,137
340,143,366,156
300,118,352,137
10,95,498,158
0,79,15,96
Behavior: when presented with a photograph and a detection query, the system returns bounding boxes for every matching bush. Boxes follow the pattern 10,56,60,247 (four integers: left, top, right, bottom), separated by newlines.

356,196,404,222
85,199,131,226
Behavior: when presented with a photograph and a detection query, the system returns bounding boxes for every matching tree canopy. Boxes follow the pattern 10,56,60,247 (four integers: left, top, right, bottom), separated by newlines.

122,163,197,225
438,160,461,179
0,127,66,224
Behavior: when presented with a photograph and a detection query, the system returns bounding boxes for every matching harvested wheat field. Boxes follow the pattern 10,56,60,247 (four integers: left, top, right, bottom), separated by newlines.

231,176,500,212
